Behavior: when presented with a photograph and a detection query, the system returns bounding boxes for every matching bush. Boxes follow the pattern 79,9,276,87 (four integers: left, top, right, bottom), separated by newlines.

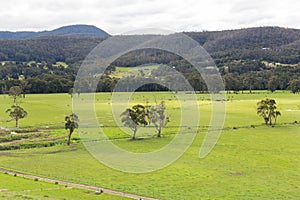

0,139,65,151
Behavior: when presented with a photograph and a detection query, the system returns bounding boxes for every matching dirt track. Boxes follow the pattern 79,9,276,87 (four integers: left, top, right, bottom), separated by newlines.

0,168,159,200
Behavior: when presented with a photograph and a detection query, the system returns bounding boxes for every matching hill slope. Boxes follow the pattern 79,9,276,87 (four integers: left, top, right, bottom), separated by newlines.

0,25,110,39
185,26,300,64
185,27,300,50
0,26,300,65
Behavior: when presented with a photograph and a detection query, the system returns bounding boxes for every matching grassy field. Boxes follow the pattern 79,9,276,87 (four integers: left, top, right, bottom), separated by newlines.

0,91,300,199
0,93,72,128
52,61,69,68
0,172,131,200
110,65,160,78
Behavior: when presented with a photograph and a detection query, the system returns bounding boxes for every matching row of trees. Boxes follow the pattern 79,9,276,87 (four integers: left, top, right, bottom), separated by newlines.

0,60,76,94
1,57,300,94
223,72,300,93
2,70,300,98
1,87,282,147
57,98,284,145
0,75,74,94
0,61,78,80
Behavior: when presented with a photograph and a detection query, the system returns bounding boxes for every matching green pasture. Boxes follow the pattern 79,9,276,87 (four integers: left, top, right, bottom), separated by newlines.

52,61,69,68
1,91,299,129
0,91,300,199
0,93,72,128
111,65,160,78
0,173,131,200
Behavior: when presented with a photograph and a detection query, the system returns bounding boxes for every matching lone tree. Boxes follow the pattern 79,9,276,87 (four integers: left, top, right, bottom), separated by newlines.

9,86,23,103
288,79,300,94
267,76,279,93
6,105,27,128
257,98,281,126
148,101,169,137
68,88,74,98
65,113,79,145
20,80,31,98
120,104,148,140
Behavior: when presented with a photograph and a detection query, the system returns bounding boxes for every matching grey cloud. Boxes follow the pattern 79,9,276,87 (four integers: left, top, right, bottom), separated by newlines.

0,0,300,34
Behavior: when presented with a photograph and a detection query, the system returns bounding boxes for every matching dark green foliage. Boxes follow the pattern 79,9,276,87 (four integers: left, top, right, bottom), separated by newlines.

6,105,27,128
96,75,118,92
0,36,107,63
0,62,76,94
257,98,281,126
148,101,169,137
186,27,300,64
8,86,23,102
288,79,300,93
68,88,74,98
223,73,241,93
267,76,280,93
111,49,181,67
65,114,79,145
120,104,148,140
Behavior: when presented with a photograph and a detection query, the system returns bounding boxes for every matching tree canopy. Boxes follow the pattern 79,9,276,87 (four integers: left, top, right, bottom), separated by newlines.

6,105,27,128
120,104,148,140
257,98,281,126
148,101,169,137
65,113,79,145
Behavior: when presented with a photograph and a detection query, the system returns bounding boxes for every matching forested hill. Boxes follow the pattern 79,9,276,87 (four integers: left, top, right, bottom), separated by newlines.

0,26,300,64
185,26,300,64
0,36,107,63
1,26,300,94
186,27,300,49
0,25,110,39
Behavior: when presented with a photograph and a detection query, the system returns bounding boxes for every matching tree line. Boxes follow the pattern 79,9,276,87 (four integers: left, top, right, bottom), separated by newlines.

2,63,300,94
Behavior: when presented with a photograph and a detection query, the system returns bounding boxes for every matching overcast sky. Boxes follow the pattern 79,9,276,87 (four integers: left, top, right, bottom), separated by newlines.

0,0,300,34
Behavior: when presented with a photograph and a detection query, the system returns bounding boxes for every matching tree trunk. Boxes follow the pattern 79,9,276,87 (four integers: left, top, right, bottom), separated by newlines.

16,118,19,128
67,131,72,145
264,117,268,125
132,128,137,140
269,112,274,126
157,129,161,138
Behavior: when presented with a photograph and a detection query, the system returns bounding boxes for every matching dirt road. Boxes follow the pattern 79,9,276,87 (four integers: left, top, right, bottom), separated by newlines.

0,168,159,200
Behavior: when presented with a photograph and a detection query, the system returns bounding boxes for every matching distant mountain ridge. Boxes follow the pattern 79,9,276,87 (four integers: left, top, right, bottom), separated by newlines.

183,26,300,64
185,26,300,51
0,26,300,65
0,25,110,39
